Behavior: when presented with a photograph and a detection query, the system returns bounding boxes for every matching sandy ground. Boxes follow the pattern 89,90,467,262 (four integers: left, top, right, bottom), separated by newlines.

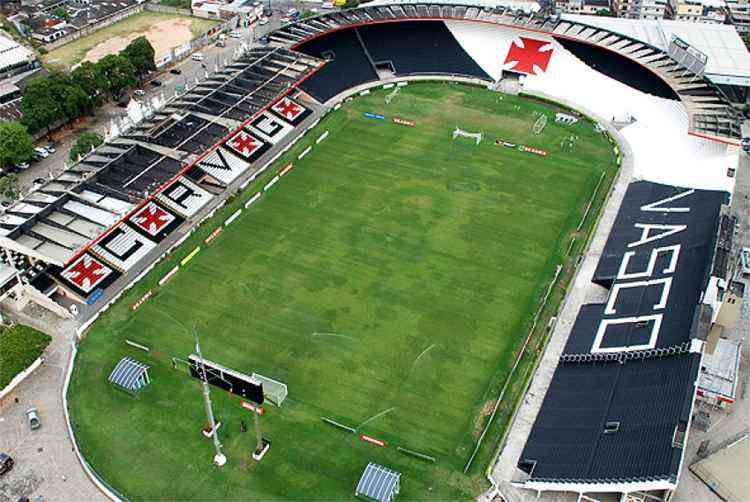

82,18,194,64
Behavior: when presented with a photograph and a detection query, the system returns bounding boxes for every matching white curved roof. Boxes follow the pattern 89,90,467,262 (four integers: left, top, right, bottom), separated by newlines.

562,14,750,86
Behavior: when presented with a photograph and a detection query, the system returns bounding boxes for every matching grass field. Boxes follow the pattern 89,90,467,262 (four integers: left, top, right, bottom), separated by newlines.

68,83,619,500
43,11,218,69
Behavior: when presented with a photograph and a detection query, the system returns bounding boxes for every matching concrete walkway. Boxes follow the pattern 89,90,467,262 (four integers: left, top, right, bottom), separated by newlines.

0,305,105,502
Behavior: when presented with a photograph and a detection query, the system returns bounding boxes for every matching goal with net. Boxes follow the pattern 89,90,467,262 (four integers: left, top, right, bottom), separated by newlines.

452,127,483,145
252,373,288,406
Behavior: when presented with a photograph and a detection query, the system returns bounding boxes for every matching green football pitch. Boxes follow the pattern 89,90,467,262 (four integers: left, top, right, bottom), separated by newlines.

68,82,618,500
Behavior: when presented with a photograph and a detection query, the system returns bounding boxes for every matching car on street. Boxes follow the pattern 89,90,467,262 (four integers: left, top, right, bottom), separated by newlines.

216,40,225,47
26,408,41,430
170,68,182,75
150,79,162,87
322,1,334,8
133,89,146,96
13,162,29,170
740,247,750,276
0,453,13,476
192,52,205,61
280,15,290,22
230,31,242,38
44,143,56,154
33,177,47,186
34,147,49,158
259,16,269,25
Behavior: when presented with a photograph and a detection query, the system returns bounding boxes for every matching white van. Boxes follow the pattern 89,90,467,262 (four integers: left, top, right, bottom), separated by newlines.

191,53,204,61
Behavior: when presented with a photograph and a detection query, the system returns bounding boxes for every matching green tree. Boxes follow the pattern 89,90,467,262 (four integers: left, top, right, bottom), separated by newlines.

69,132,103,162
0,121,34,168
121,36,156,78
47,71,92,123
53,7,70,20
72,61,106,108
21,76,64,134
96,54,137,98
0,173,20,201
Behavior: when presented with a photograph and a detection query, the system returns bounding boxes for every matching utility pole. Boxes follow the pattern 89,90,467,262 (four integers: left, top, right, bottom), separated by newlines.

195,333,227,466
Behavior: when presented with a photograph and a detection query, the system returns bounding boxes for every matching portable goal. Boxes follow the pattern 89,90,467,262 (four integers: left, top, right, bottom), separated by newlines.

252,373,288,407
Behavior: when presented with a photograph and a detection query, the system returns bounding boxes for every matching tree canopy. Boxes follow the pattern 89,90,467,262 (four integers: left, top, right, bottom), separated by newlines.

70,132,103,162
122,36,157,78
0,121,34,168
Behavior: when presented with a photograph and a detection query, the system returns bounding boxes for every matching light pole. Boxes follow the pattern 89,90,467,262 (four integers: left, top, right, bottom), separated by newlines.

194,332,227,466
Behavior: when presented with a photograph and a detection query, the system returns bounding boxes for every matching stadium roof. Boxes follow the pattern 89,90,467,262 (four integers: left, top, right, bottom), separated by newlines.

355,463,401,502
562,14,750,86
0,30,35,74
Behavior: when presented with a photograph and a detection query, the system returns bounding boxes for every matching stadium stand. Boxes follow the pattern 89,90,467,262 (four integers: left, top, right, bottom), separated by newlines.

271,4,741,140
516,181,727,494
0,47,323,301
357,21,489,79
295,29,378,102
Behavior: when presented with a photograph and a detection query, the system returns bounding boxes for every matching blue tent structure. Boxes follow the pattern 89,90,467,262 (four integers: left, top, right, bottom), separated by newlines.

355,463,401,502
108,357,151,394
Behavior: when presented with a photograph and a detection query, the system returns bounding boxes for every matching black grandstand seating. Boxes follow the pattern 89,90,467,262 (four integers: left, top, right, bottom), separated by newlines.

295,29,378,102
555,37,679,101
358,21,490,79
519,181,727,487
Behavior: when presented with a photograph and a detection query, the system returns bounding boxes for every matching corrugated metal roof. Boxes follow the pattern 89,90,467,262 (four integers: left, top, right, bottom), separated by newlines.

108,357,150,391
562,14,750,86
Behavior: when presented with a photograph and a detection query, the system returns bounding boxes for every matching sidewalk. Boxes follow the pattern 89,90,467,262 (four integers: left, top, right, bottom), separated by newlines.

0,305,105,502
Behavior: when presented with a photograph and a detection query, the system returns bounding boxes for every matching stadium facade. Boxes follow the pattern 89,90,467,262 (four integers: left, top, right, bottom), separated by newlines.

0,4,743,500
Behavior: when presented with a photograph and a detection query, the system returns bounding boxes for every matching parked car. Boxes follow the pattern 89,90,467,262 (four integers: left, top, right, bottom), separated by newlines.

133,89,146,96
191,52,205,61
258,16,269,25
150,79,162,87
0,453,13,477
44,143,56,154
169,68,182,75
215,40,225,47
229,31,242,39
280,15,290,22
34,147,49,159
33,177,46,186
322,1,334,8
259,35,270,46
26,408,41,430
14,162,29,170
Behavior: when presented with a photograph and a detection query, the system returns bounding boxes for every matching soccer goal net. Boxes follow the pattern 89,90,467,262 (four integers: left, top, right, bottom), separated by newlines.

252,373,288,407
532,114,548,135
452,127,483,145
385,86,400,105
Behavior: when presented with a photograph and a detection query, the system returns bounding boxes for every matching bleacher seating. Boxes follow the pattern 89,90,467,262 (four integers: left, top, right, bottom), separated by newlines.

358,21,489,78
296,29,378,102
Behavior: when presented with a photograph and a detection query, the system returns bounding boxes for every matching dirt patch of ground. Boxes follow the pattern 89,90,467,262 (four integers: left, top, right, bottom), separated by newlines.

473,399,497,438
82,17,193,64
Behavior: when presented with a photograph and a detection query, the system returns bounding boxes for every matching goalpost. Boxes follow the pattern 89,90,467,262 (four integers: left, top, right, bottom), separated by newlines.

252,373,288,407
532,114,548,135
385,86,400,105
452,127,483,145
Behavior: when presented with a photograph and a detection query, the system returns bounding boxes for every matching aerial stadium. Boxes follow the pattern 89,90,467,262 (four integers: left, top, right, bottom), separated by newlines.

0,2,744,501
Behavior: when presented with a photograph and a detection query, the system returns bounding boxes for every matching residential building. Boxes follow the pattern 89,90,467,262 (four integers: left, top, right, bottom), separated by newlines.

612,0,668,19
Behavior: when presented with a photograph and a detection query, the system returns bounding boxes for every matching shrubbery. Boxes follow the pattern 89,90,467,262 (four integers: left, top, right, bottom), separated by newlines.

0,325,52,389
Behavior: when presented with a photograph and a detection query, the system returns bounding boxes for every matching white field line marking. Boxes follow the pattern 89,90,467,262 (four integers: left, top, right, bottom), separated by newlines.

408,343,437,376
311,332,356,341
357,406,397,431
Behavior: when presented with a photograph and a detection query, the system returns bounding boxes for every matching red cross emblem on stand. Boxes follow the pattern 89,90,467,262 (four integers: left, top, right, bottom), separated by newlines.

131,202,175,236
228,130,262,157
272,98,304,121
503,37,554,75
63,254,112,293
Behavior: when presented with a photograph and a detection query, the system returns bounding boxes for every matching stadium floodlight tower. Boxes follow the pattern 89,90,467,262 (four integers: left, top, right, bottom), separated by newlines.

194,333,227,467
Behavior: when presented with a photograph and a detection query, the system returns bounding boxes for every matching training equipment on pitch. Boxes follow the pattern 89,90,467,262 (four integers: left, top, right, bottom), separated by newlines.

251,373,288,407
188,354,264,404
452,127,483,145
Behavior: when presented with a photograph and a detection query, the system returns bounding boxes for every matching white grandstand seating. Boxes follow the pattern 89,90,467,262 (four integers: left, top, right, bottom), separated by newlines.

445,20,736,193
